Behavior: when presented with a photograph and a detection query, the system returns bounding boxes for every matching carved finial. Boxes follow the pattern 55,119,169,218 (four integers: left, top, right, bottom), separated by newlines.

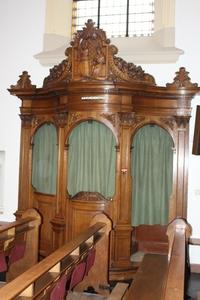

166,67,198,88
10,71,36,89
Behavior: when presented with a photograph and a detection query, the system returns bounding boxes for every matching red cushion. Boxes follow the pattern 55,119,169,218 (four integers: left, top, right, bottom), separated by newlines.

9,242,26,265
85,247,96,275
50,274,67,300
0,252,7,272
69,261,86,290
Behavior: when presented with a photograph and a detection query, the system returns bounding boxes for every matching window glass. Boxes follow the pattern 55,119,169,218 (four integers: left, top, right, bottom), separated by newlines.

72,0,154,37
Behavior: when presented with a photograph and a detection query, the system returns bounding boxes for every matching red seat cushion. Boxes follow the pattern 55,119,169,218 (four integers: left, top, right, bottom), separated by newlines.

0,252,7,272
50,274,67,300
85,247,96,275
9,242,26,265
69,261,86,290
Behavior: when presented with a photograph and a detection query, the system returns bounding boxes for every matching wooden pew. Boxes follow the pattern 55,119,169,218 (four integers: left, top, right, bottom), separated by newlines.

0,213,129,300
163,218,191,300
0,208,41,283
124,218,192,300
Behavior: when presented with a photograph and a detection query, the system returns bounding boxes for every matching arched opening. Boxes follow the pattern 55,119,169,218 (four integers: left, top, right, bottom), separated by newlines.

67,120,117,199
32,123,58,195
131,124,173,226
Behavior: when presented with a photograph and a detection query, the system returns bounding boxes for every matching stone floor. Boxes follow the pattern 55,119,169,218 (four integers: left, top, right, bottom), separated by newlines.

186,273,200,300
66,291,106,300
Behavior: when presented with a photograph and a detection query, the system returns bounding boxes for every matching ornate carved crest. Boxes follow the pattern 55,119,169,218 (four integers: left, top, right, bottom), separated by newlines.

11,71,36,90
43,19,155,87
166,67,198,89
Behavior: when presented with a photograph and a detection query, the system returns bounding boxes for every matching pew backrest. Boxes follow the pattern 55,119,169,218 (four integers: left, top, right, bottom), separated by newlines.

0,208,41,282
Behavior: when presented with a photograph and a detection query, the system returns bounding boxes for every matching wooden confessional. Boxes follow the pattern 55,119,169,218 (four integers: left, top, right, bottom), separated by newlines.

9,20,199,280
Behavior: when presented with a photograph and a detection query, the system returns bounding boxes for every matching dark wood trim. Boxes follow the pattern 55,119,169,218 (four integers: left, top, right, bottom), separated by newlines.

192,105,200,155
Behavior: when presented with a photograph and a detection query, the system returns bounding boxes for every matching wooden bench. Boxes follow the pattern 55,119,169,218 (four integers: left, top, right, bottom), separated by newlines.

0,208,41,283
0,213,129,300
124,218,192,300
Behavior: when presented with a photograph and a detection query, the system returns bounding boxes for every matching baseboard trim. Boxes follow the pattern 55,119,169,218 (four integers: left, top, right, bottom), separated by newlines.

190,264,200,273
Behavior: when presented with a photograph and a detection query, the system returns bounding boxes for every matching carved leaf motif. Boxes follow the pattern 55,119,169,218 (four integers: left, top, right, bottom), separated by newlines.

119,112,136,125
174,116,190,128
43,53,72,88
108,54,155,84
11,71,36,90
19,114,34,127
68,112,83,127
54,112,68,127
160,117,176,130
166,67,198,88
101,113,116,127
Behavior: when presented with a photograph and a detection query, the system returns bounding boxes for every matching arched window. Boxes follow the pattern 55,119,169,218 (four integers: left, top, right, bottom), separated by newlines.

131,125,173,225
67,121,116,199
32,123,58,195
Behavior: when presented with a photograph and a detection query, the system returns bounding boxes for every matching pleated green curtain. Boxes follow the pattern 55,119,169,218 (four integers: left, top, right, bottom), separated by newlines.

32,123,58,195
131,125,173,226
68,121,116,199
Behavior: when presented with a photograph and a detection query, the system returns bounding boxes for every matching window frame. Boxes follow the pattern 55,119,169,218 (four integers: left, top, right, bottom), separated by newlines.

72,0,155,38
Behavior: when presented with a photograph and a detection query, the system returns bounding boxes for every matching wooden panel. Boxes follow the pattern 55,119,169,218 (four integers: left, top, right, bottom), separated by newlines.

69,198,109,239
34,193,55,256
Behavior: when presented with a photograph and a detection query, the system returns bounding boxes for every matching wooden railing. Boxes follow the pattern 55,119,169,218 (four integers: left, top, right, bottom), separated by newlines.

124,218,192,300
0,213,117,300
0,208,41,282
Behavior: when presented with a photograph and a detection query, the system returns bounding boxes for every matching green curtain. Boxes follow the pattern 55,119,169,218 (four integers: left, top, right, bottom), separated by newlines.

68,121,116,199
32,123,58,195
131,125,173,226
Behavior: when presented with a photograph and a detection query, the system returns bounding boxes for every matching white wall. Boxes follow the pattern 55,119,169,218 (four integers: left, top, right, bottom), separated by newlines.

0,0,47,220
0,0,200,262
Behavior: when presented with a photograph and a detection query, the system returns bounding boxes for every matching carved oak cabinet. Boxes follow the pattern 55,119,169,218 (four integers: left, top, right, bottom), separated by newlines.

9,20,199,279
